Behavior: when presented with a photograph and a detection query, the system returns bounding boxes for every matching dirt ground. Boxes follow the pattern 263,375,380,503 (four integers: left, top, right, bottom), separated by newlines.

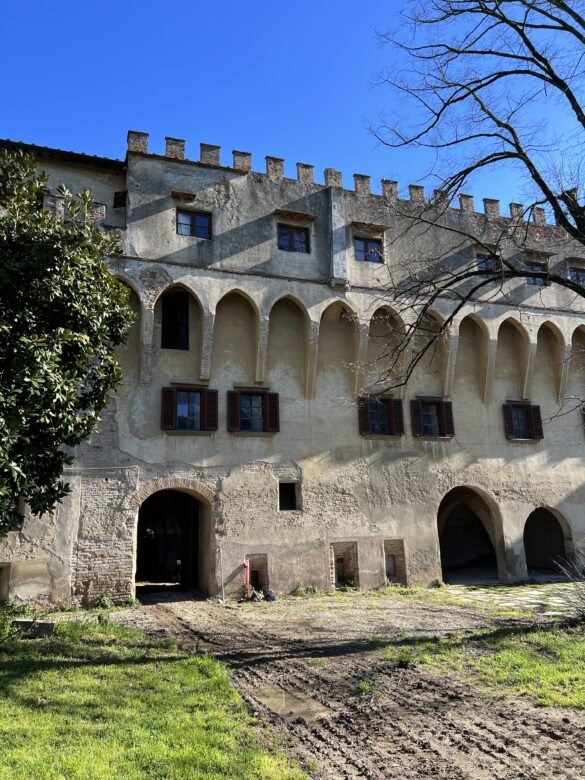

116,590,585,780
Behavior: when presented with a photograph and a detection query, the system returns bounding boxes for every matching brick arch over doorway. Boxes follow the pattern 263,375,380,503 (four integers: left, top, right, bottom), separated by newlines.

131,478,217,596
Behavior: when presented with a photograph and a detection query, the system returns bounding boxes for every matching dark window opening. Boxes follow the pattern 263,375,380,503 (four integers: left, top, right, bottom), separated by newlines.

477,253,500,275
358,396,404,436
526,261,547,286
411,399,455,438
279,482,297,511
161,290,189,350
385,553,395,579
277,224,310,253
503,402,543,440
227,390,280,433
354,237,383,263
570,267,585,286
176,210,212,239
161,386,218,432
113,191,127,208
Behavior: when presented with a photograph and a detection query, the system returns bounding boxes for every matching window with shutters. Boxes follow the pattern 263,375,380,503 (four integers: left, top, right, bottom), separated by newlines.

227,389,280,434
160,386,218,432
410,398,455,438
277,224,310,253
357,397,404,436
502,402,544,440
161,290,189,350
176,209,212,239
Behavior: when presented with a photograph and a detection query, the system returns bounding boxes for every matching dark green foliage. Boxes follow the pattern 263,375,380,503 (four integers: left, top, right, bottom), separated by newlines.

0,149,134,535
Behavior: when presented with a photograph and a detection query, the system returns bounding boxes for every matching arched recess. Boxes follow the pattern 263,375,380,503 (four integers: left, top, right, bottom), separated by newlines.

116,284,141,387
267,296,309,394
316,301,359,396
211,290,259,384
534,322,564,404
408,309,447,396
568,325,585,412
365,307,406,392
493,318,530,402
133,481,214,595
437,486,506,583
153,284,203,378
524,507,573,575
453,315,489,400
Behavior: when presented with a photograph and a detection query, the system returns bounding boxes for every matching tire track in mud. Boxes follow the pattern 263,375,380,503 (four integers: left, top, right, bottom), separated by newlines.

118,595,585,780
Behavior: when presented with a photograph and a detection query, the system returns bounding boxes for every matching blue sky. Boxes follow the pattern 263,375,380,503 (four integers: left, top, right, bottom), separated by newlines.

0,0,564,206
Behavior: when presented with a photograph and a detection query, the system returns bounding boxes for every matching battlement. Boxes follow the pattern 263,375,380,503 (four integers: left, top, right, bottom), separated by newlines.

126,130,554,228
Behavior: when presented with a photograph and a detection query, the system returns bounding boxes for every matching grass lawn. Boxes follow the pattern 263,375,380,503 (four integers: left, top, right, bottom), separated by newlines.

0,618,304,780
384,621,585,709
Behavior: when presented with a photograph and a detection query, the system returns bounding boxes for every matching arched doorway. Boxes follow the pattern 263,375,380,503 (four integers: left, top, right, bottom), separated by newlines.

136,490,202,592
438,487,502,584
524,508,568,575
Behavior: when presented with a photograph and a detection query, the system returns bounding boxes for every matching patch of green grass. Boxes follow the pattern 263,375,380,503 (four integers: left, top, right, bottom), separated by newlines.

383,622,585,709
0,619,305,779
307,658,327,668
356,679,378,695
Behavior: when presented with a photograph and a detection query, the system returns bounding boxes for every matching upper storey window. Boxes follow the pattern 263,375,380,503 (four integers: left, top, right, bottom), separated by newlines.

503,402,543,440
277,224,310,253
526,261,548,286
161,291,189,350
570,267,585,286
411,399,455,438
476,253,500,275
354,237,383,263
176,210,212,239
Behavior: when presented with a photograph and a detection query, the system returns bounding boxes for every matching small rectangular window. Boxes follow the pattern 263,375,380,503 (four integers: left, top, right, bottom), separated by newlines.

177,390,201,431
503,402,543,440
570,267,585,286
477,253,500,275
421,401,440,437
354,237,383,263
369,399,389,435
176,210,212,239
113,191,127,208
277,224,310,253
279,483,297,511
227,390,280,433
411,399,455,438
160,386,218,432
240,393,264,432
526,261,547,286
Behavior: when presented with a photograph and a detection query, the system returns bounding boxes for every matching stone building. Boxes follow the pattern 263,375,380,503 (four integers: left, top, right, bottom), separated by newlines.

1,131,585,604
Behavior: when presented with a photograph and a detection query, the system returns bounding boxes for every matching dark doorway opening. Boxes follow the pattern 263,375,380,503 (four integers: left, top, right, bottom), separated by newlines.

524,508,566,575
136,490,200,592
438,489,499,584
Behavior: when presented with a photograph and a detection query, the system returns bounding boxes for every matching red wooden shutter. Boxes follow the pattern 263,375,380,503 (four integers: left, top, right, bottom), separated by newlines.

357,397,371,435
160,387,177,430
390,398,404,436
410,400,423,436
227,391,241,432
441,401,455,437
530,404,544,440
503,404,515,439
204,389,218,431
266,392,280,433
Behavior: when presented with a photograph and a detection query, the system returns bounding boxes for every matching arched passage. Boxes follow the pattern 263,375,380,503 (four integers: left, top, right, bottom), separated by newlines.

135,490,207,592
524,508,569,574
438,487,504,584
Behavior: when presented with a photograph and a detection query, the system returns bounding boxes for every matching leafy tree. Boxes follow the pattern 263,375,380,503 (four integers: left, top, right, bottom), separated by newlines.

370,0,585,389
0,149,133,535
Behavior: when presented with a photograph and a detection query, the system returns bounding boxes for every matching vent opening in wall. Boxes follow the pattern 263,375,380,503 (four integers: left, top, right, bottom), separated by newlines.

279,482,298,511
329,542,359,588
0,564,10,602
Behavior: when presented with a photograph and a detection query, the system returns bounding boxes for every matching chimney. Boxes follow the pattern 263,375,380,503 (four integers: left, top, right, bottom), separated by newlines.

297,162,314,184
509,202,525,220
200,143,221,166
483,198,500,218
459,194,475,213
127,130,149,154
533,207,547,226
232,150,252,172
165,137,185,160
266,156,284,180
408,184,425,202
382,179,398,202
354,174,371,196
324,168,343,187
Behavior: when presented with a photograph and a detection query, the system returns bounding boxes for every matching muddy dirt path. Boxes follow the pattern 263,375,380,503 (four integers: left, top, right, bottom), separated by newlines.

117,593,585,779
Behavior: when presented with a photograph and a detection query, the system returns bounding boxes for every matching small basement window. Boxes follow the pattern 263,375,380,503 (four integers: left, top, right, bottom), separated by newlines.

279,482,297,511
176,210,212,239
